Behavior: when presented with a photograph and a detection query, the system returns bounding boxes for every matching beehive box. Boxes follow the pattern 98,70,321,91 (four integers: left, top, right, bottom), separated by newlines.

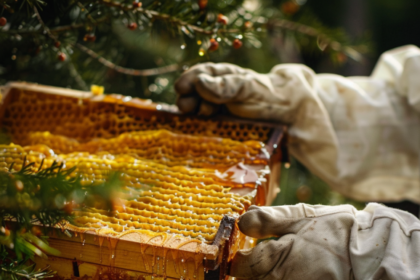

0,82,286,280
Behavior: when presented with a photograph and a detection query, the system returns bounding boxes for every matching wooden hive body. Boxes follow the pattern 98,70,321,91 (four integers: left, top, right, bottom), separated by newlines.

0,82,286,280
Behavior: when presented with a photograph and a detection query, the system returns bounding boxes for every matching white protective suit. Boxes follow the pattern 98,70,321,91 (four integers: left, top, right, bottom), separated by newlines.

176,45,420,204
175,45,420,279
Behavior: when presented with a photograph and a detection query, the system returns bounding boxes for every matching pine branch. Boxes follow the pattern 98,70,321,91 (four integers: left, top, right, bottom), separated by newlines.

75,43,180,76
1,261,55,279
0,0,367,63
35,4,180,78
1,4,239,37
0,0,370,94
1,15,110,35
98,0,242,36
0,159,124,278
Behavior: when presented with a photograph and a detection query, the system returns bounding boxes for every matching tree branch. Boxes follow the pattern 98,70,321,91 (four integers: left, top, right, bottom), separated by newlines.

267,18,341,51
75,43,180,76
98,0,241,36
33,5,57,41
0,16,109,35
2,2,240,37
67,61,89,90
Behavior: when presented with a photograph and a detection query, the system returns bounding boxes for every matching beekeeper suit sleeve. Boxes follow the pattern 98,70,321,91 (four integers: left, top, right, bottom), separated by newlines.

175,45,420,203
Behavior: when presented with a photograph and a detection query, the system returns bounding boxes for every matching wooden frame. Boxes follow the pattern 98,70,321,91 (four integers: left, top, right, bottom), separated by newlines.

0,82,286,280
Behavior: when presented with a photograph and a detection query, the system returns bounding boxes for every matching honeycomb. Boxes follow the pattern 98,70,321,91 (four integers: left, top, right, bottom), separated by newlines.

0,83,280,280
0,84,279,279
0,135,255,243
2,90,271,146
24,130,269,169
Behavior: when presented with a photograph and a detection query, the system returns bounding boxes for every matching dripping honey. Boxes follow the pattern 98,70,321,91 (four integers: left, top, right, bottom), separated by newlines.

0,83,284,279
0,129,265,243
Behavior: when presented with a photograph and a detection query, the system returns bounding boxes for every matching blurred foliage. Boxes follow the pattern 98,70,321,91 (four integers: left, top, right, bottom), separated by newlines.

273,157,365,209
0,159,123,279
0,0,368,105
366,0,420,59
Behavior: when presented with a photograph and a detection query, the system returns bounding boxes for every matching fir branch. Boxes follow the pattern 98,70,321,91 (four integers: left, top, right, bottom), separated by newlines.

0,15,110,35
1,261,55,279
0,160,123,228
98,0,241,36
0,0,369,92
75,43,180,76
33,6,58,43
1,2,241,37
0,161,79,228
76,1,97,25
0,160,123,278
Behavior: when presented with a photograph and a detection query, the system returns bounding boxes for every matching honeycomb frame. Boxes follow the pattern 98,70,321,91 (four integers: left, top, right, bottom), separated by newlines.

0,82,286,280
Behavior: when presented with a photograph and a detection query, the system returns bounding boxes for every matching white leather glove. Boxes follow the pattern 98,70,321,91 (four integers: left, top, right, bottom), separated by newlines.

175,45,420,203
229,203,420,280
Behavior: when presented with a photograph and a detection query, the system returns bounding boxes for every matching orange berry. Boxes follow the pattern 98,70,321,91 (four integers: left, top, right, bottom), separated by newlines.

198,0,208,10
58,52,66,61
244,21,253,29
281,1,299,15
54,41,61,48
217,14,228,25
83,34,96,42
209,38,219,51
0,17,7,27
132,1,142,8
128,22,138,30
233,39,243,49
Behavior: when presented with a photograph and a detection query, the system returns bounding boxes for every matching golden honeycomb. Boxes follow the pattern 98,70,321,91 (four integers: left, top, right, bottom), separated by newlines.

2,90,271,146
24,130,269,169
0,83,283,279
0,132,257,243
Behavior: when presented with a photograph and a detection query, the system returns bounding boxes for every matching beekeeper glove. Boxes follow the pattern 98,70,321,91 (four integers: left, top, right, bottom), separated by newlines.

175,62,321,123
174,45,420,204
230,203,420,280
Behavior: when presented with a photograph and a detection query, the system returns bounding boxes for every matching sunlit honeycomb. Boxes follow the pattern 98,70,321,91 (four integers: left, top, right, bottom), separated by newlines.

2,90,271,146
0,86,274,245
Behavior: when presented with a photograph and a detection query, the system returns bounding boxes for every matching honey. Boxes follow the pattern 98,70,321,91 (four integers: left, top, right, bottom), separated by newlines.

24,130,269,169
2,90,271,145
0,82,285,279
0,129,259,243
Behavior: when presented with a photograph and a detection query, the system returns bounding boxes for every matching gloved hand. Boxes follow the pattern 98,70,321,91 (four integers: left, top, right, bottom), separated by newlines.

175,62,320,124
229,203,420,280
174,46,420,204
